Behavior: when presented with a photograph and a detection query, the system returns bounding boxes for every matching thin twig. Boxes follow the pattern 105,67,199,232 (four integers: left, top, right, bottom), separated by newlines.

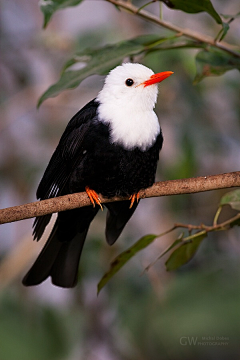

144,212,240,272
0,171,240,225
174,212,240,234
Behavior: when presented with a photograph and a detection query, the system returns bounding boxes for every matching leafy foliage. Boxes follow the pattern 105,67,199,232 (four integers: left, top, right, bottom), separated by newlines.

38,35,171,106
194,47,240,84
220,189,240,211
38,37,240,105
40,0,224,28
162,0,222,24
97,234,157,294
98,189,240,291
37,0,240,105
165,233,206,270
40,0,84,28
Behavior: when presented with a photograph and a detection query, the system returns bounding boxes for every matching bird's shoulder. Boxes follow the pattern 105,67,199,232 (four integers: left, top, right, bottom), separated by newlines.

57,99,99,158
62,98,99,134
36,98,99,200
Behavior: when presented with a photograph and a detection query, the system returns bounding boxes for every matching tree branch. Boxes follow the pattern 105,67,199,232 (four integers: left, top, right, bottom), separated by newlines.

0,171,240,225
106,0,240,58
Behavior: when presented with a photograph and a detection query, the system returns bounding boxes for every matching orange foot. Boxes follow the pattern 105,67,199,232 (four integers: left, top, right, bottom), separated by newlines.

85,186,103,210
129,192,140,209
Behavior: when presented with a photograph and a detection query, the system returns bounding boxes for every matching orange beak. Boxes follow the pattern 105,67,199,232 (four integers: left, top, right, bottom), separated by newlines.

143,71,174,87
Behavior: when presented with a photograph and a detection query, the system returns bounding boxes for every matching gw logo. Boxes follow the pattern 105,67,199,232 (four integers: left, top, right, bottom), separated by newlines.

180,337,198,346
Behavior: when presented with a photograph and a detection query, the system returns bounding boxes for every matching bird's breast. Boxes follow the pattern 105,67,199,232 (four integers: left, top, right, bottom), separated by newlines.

97,102,160,151
68,120,162,198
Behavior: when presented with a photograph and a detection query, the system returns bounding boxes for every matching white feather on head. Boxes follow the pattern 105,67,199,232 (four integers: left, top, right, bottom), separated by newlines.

96,63,161,151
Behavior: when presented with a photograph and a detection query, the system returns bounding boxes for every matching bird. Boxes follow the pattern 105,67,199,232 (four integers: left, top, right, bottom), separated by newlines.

22,63,173,288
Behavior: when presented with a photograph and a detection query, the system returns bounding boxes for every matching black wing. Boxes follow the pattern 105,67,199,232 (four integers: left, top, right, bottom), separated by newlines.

33,99,99,240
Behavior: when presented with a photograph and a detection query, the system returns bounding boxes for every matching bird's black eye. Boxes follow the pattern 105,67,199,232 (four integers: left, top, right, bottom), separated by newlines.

125,78,134,87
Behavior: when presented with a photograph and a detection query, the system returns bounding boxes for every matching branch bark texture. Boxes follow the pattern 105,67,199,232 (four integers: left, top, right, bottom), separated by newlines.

0,172,240,225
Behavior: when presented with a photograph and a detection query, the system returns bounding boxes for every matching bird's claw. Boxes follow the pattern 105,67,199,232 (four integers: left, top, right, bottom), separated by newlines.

129,193,140,209
85,186,103,211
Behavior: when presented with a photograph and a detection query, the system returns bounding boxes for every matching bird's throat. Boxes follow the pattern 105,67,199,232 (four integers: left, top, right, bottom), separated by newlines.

97,103,160,151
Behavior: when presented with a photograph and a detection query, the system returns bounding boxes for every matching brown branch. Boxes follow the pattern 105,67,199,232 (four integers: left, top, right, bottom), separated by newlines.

106,0,240,58
174,211,240,233
0,171,240,225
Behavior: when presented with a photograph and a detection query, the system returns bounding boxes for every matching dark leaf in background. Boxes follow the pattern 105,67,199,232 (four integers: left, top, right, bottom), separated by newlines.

162,0,222,24
144,235,184,272
153,236,183,261
165,233,206,271
97,234,157,294
40,0,84,28
220,189,240,211
194,47,240,83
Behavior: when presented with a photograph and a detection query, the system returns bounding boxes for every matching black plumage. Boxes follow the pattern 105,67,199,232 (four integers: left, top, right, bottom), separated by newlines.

22,61,175,288
23,90,164,288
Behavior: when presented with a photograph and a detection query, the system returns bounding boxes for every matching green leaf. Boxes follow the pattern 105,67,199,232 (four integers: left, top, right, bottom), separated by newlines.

194,47,240,84
97,234,157,294
162,0,222,24
144,235,183,272
40,0,84,28
155,236,183,260
38,35,170,106
165,233,206,271
220,189,240,211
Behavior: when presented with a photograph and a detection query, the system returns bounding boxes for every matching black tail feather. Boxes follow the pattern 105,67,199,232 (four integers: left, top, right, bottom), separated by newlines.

23,207,99,288
50,228,89,287
105,200,139,245
23,226,89,288
33,214,52,241
22,223,61,286
23,200,137,287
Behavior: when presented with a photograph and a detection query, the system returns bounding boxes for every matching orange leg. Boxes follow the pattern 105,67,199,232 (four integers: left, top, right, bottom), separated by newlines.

85,186,103,210
129,192,140,209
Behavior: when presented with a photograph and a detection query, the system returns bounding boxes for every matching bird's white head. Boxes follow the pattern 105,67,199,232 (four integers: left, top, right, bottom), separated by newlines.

96,63,173,150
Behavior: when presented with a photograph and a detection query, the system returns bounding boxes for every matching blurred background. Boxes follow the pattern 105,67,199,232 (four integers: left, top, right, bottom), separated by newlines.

1,0,240,359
